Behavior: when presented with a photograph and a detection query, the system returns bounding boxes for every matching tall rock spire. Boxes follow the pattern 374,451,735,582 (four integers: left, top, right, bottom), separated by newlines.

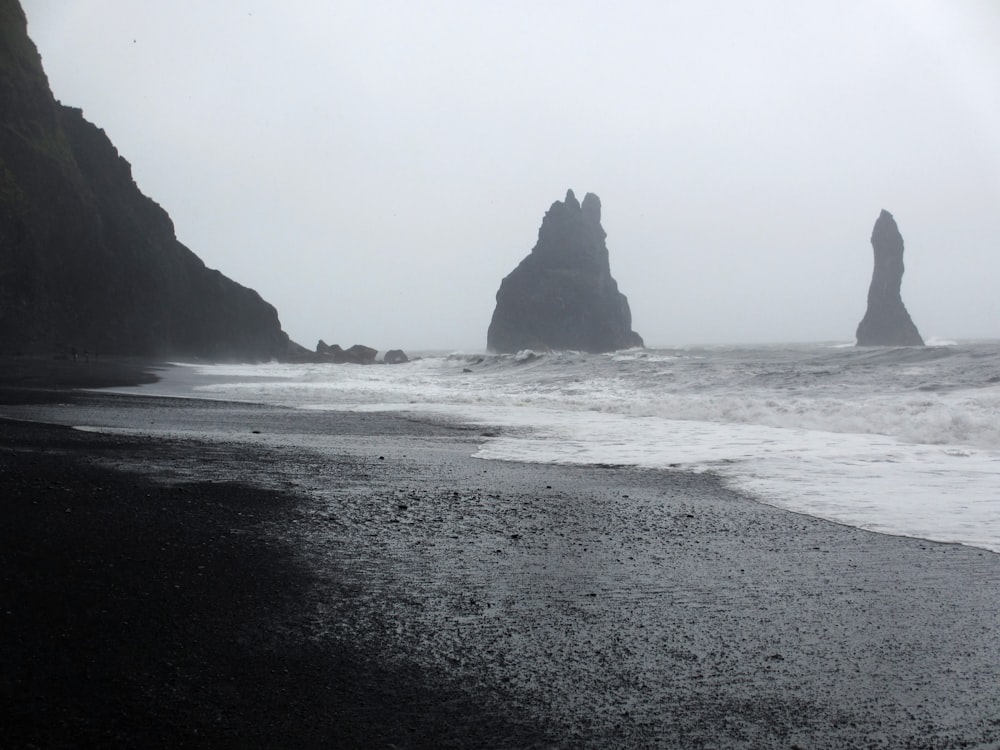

856,210,924,346
487,190,643,353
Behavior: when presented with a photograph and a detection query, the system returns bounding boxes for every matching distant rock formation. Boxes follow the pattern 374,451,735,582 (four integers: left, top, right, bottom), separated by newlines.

383,349,409,365
487,190,643,353
315,341,378,364
0,1,289,359
856,210,924,346
286,341,408,365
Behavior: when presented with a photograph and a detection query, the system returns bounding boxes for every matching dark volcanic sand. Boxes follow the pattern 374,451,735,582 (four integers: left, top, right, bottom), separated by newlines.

1,359,999,748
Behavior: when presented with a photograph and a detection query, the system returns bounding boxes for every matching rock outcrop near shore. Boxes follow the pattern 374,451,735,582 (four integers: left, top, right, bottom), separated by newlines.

0,1,289,360
487,190,643,354
315,341,378,364
283,341,409,365
856,210,924,347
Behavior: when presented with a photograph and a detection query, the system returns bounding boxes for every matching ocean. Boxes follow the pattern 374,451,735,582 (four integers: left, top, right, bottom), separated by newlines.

160,340,1000,554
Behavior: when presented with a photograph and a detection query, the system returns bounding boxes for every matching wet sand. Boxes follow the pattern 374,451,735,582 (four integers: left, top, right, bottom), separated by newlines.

1,358,999,748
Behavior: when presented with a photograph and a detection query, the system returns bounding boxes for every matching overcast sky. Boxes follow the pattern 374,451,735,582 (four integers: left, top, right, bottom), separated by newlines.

20,1,1000,350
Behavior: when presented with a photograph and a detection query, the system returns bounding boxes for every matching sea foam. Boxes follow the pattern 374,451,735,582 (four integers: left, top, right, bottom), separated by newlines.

183,342,1000,553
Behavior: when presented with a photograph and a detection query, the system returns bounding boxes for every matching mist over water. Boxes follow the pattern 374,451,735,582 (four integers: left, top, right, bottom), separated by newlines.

177,341,1000,553
19,3,1000,350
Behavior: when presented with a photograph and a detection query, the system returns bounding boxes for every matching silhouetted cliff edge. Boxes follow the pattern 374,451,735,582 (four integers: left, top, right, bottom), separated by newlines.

487,190,643,354
0,1,289,359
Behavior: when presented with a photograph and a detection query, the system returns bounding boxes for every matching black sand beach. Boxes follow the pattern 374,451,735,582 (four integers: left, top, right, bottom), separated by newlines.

1,357,999,748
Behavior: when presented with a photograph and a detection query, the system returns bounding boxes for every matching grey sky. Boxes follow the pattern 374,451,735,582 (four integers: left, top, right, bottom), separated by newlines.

20,1,1000,350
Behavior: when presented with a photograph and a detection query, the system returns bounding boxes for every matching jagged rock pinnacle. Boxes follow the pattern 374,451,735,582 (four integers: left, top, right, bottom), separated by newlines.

856,210,924,346
487,190,643,353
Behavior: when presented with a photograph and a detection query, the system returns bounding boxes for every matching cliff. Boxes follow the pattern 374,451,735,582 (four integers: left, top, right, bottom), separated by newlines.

0,1,289,359
487,190,643,354
856,210,924,347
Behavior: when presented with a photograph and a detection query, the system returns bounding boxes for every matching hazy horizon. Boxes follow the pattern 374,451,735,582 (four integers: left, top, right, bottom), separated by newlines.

20,1,1000,351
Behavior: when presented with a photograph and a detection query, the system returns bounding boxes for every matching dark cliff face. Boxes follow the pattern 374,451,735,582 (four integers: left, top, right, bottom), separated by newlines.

856,209,924,347
487,190,643,354
0,1,289,359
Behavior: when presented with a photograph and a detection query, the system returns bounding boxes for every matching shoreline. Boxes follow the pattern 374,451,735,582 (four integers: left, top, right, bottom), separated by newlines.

94,355,1000,558
2,360,1000,747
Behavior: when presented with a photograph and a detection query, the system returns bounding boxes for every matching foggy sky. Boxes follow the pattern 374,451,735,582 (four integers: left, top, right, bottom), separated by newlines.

20,1,1000,350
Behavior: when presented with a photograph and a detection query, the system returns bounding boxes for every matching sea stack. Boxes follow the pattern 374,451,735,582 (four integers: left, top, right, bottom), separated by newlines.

487,190,643,354
856,210,924,347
